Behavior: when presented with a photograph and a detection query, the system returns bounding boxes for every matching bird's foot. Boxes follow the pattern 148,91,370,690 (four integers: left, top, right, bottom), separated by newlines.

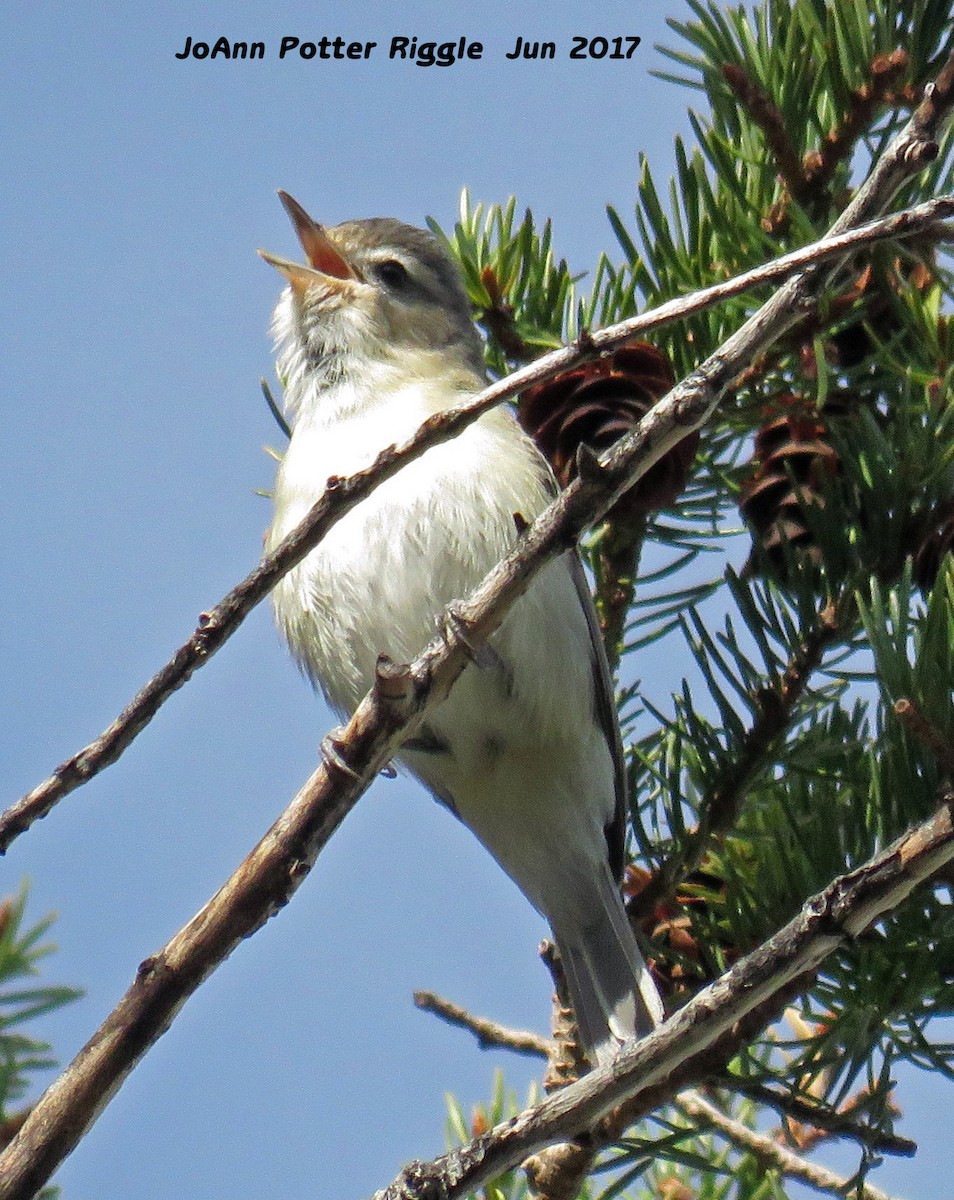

318,729,361,780
441,605,509,677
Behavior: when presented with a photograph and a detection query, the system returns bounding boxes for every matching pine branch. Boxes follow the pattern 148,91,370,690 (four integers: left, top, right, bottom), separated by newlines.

476,264,539,364
631,596,847,921
3,194,950,855
723,1077,917,1158
728,48,912,227
806,51,912,198
721,62,805,200
373,797,954,1200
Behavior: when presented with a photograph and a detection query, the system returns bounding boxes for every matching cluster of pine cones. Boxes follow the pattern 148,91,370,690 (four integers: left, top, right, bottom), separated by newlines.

515,283,950,591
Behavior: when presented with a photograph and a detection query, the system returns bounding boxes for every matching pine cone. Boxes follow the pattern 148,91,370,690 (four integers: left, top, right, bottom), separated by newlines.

624,864,738,1002
517,342,697,520
740,395,844,575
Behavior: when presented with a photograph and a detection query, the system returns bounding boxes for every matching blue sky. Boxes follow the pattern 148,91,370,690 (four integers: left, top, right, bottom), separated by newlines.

1,1,949,1197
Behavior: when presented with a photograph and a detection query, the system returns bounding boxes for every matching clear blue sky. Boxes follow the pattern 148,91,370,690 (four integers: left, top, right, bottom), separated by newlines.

1,2,947,1197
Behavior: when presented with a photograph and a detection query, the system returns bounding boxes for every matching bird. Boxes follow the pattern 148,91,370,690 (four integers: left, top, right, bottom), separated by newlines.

260,191,663,1065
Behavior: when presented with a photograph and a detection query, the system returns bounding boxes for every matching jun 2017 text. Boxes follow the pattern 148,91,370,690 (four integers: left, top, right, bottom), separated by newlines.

173,35,642,65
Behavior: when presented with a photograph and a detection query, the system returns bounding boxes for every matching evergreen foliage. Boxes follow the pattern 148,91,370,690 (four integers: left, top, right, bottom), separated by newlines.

431,2,954,1195
0,887,81,1199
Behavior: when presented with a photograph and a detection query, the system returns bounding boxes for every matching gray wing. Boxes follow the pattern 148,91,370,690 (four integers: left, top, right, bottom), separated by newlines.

566,550,628,883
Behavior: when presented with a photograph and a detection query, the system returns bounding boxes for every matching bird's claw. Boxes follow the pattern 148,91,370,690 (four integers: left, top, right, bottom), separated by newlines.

319,729,361,780
442,605,503,672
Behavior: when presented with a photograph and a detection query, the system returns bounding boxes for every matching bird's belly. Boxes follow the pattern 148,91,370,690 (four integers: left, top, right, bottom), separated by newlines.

267,404,615,895
269,409,565,714
401,660,616,920
271,476,507,712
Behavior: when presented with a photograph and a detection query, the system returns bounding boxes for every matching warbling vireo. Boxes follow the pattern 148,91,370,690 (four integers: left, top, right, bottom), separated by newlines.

260,192,663,1064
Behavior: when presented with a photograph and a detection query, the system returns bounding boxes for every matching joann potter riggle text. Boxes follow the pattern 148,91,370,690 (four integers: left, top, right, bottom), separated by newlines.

174,35,643,64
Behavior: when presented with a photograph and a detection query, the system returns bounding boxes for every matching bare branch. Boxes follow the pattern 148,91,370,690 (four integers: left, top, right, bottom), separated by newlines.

721,1077,917,1158
3,195,952,853
676,1089,899,1200
372,797,954,1200
413,990,552,1057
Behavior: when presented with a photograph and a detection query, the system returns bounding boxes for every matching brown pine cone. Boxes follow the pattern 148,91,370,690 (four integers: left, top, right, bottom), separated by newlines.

517,342,698,520
625,864,739,1002
740,395,844,575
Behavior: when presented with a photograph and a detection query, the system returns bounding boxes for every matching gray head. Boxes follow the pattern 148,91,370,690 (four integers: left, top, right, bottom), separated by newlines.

260,192,484,383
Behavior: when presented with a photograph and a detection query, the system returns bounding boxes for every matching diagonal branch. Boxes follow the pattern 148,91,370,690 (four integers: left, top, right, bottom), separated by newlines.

412,990,902,1199
419,983,918,1162
417,984,914,1199
373,796,954,1200
0,655,427,1200
3,196,952,854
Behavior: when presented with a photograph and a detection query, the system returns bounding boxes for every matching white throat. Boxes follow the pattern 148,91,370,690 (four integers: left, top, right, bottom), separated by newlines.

270,286,485,430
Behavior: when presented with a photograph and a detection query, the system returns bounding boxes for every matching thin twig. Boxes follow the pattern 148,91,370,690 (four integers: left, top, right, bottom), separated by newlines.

721,1076,916,1158
3,196,953,854
677,1089,898,1200
413,990,552,1057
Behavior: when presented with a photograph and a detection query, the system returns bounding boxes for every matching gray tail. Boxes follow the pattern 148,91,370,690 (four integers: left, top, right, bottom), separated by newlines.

556,873,664,1067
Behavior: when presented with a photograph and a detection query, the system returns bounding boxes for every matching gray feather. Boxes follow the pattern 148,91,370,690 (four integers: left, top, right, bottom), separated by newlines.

555,865,663,1066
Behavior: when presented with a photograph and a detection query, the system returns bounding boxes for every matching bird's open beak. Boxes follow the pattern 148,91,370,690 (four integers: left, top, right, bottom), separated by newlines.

258,190,357,294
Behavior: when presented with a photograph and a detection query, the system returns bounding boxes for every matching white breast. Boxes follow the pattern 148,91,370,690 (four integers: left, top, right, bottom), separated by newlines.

267,367,560,710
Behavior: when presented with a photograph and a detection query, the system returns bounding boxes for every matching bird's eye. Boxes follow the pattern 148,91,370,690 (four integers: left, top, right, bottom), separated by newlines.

373,259,411,290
